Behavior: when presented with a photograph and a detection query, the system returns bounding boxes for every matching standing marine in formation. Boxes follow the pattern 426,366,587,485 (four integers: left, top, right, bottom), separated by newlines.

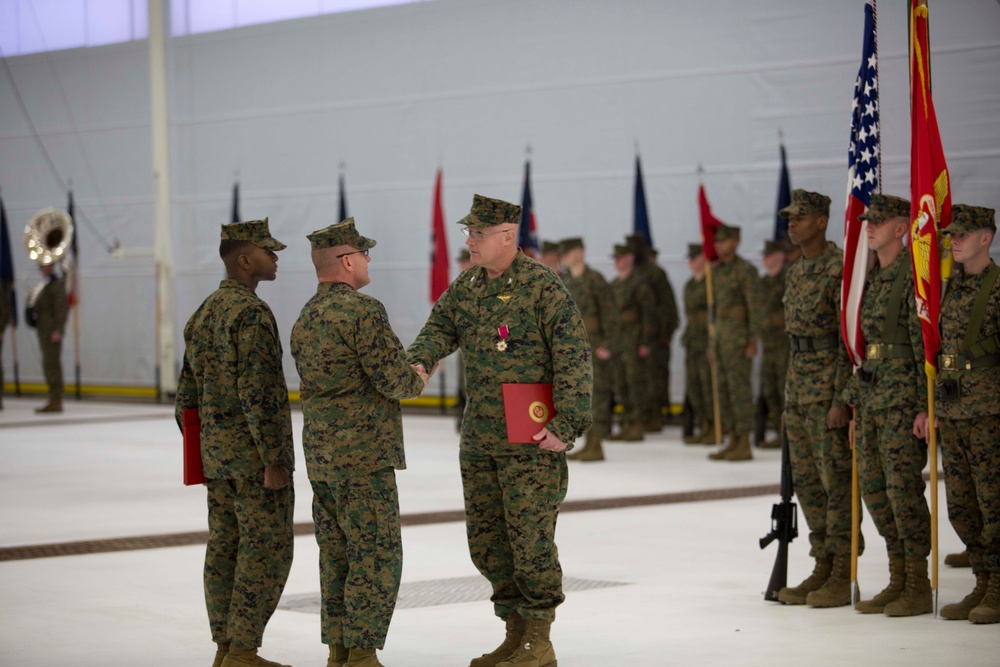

935,204,1000,624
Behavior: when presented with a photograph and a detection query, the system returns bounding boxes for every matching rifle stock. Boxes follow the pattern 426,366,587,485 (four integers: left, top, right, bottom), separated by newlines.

761,427,798,601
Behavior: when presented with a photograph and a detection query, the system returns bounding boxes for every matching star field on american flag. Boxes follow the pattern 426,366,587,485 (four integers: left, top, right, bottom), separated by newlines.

848,30,880,204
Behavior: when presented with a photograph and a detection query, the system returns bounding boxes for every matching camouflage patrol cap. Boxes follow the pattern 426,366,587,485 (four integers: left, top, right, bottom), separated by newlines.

612,243,633,258
558,237,584,254
714,224,741,241
457,194,521,228
687,243,703,259
457,248,471,262
220,218,286,251
307,217,377,251
779,189,832,218
763,240,786,255
946,204,996,235
859,194,910,224
542,240,560,253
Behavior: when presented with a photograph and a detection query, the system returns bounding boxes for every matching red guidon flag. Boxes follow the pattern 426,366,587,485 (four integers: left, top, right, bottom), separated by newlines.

909,0,952,380
429,168,450,303
698,184,724,261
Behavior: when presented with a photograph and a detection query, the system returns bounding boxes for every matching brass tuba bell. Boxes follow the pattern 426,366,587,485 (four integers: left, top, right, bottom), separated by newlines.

25,207,74,266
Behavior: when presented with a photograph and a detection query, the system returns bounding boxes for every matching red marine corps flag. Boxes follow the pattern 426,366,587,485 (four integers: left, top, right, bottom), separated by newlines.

698,183,724,261
909,0,951,379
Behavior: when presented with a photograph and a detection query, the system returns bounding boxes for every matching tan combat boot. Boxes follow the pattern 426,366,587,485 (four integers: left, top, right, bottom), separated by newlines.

470,613,525,667
607,423,629,441
758,437,781,449
35,395,63,413
221,647,291,667
856,556,905,613
644,412,664,433
723,432,753,461
807,554,856,607
699,423,722,445
567,430,604,462
328,643,349,667
344,648,384,666
945,550,971,568
684,421,711,445
883,558,932,616
707,433,735,460
968,572,1000,624
940,571,989,620
212,643,231,667
495,619,556,667
778,557,832,605
621,421,645,442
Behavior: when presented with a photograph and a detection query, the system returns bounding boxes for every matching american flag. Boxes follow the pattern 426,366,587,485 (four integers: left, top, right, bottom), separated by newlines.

840,0,879,369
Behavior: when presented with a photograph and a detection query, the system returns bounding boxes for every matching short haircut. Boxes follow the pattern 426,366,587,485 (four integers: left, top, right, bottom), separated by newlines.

219,239,254,261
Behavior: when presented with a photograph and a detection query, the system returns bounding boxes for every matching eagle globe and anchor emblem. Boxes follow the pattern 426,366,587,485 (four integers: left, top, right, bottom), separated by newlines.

528,401,550,423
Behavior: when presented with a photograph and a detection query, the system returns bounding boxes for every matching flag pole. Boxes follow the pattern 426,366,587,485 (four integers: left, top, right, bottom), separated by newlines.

850,414,860,608
699,165,723,445
928,375,938,613
9,321,20,395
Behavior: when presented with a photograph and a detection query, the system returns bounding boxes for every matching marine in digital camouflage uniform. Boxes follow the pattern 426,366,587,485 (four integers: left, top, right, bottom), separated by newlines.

757,239,789,449
539,239,561,274
935,204,1000,624
845,194,932,617
627,235,680,431
681,244,714,445
775,189,859,608
608,243,657,442
559,237,614,461
28,261,68,413
707,224,762,461
407,194,592,667
175,219,295,667
291,218,429,665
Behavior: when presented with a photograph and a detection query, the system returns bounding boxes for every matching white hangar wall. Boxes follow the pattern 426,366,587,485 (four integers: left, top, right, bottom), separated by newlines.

1,0,999,396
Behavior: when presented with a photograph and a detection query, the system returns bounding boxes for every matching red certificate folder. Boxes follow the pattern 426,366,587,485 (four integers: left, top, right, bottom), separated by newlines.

501,383,557,444
183,408,206,486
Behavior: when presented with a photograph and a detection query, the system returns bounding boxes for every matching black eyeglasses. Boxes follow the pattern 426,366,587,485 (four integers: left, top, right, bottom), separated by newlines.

336,248,370,258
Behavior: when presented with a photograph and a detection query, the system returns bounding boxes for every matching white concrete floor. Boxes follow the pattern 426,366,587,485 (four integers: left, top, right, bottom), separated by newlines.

0,397,995,667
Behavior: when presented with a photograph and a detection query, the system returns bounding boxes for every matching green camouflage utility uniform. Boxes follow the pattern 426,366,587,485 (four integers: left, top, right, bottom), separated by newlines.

609,269,657,428
31,274,68,398
635,259,679,419
562,264,615,439
784,241,859,560
937,252,1000,581
682,275,712,425
712,253,763,435
408,244,592,623
291,236,424,650
847,247,930,562
175,280,295,650
760,267,789,423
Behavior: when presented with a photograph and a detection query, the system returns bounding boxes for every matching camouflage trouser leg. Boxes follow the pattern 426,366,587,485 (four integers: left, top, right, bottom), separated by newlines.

614,342,648,424
857,409,930,560
715,336,753,433
205,476,294,649
460,449,568,623
591,352,612,434
311,470,402,649
939,416,1000,573
760,343,788,421
39,337,63,396
646,342,670,415
785,402,861,559
684,347,712,424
